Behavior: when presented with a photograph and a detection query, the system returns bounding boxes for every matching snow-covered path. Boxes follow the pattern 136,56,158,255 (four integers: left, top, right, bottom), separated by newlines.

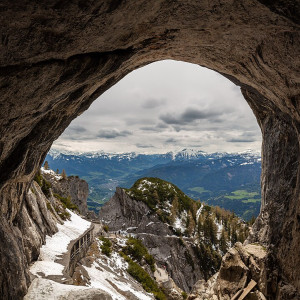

25,211,154,300
30,210,91,278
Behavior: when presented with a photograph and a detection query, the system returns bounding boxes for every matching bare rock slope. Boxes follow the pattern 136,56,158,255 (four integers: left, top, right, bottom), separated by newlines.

100,187,204,292
99,179,248,293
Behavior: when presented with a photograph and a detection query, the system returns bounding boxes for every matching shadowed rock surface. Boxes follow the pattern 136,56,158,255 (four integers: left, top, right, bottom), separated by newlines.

0,1,299,299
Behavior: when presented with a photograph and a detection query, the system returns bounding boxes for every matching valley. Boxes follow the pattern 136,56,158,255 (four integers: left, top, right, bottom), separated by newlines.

46,149,261,220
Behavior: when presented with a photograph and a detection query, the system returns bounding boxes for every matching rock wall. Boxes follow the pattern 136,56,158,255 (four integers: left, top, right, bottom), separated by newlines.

0,1,299,298
0,181,59,299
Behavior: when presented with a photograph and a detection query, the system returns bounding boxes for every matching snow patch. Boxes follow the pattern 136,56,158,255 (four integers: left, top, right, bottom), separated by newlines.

41,167,62,180
30,210,91,277
196,204,203,222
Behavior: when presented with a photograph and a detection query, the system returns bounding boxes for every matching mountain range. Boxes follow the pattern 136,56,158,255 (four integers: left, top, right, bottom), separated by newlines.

45,148,261,220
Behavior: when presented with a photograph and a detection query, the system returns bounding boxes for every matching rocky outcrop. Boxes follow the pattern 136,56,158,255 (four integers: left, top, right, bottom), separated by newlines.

100,188,207,292
42,171,89,216
154,267,184,300
189,242,268,300
99,187,173,236
0,1,299,298
25,278,114,300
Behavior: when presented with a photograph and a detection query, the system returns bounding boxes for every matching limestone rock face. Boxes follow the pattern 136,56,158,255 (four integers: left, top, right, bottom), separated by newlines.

20,182,58,264
43,173,89,216
1,181,59,299
188,273,219,300
0,1,299,299
216,243,267,299
99,187,206,292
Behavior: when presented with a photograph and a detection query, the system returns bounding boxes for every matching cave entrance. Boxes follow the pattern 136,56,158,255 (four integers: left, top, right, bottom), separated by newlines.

0,2,298,298
48,60,262,222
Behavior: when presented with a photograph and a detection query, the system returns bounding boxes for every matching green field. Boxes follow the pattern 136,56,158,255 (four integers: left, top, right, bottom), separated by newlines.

188,187,210,194
225,190,259,200
242,198,261,203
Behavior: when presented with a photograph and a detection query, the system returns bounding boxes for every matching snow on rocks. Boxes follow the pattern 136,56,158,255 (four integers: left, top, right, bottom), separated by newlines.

30,210,91,277
173,211,187,233
196,204,204,222
82,260,153,300
41,167,62,180
24,278,109,300
216,221,223,240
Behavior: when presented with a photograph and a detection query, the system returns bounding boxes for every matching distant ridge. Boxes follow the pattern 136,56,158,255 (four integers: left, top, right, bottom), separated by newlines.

49,148,260,160
46,148,261,220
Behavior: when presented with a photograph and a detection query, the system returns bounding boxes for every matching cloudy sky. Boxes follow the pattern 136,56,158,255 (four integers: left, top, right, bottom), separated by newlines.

52,60,262,154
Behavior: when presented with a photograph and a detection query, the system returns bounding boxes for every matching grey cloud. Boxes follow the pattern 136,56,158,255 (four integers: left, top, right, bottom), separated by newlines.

227,131,259,143
173,126,182,132
165,138,178,144
53,60,261,153
125,118,154,126
61,125,91,140
227,137,256,143
139,125,168,132
141,98,166,109
136,143,154,148
69,125,87,133
96,129,132,139
139,126,159,132
188,144,203,147
64,125,87,134
156,123,169,129
160,108,220,125
241,131,258,137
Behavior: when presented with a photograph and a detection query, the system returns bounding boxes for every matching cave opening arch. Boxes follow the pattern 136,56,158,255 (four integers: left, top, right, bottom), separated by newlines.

0,1,299,299
53,59,263,220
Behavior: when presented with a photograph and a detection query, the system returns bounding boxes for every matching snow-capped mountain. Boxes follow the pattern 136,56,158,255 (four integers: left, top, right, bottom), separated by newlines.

48,148,260,163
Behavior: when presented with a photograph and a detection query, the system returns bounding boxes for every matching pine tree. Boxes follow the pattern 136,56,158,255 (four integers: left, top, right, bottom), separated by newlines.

56,169,59,174
187,211,196,235
219,229,228,254
191,202,198,219
44,161,49,170
203,217,210,241
203,216,217,244
170,195,179,222
209,218,218,245
152,190,160,204
231,224,238,244
61,169,67,180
